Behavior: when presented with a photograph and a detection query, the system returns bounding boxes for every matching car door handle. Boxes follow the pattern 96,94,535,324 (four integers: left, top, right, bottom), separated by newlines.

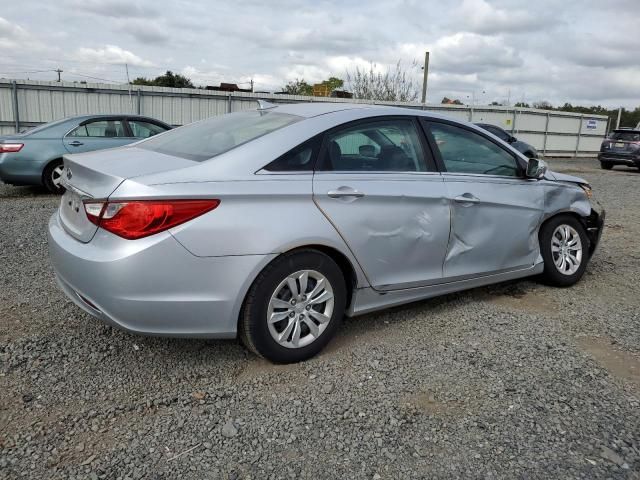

327,187,365,198
68,141,84,147
454,194,480,204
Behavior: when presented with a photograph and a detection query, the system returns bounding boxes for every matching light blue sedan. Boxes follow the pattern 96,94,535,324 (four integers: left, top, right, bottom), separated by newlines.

0,115,171,192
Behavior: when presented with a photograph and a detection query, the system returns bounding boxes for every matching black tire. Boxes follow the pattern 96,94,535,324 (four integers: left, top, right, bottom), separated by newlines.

539,215,589,287
43,160,66,194
600,162,613,170
239,249,347,363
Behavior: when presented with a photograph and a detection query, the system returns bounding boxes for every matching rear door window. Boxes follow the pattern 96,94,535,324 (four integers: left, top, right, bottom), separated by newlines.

317,119,428,172
68,119,126,138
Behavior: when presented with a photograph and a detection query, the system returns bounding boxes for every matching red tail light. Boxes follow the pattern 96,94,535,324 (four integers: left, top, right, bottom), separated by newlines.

83,199,220,240
0,143,24,153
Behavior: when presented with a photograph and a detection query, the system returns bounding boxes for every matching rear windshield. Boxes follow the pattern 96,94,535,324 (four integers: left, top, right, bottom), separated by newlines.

611,131,640,142
138,110,301,161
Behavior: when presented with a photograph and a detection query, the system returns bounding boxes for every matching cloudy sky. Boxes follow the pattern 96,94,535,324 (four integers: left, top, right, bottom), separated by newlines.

1,0,639,108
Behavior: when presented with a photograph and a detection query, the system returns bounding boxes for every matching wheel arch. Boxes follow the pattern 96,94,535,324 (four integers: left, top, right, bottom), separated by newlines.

236,244,360,335
538,210,594,253
41,157,64,185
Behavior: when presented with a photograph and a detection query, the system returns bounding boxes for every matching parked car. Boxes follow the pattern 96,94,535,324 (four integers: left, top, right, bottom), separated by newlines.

48,102,604,363
475,123,539,159
598,129,640,170
0,115,172,193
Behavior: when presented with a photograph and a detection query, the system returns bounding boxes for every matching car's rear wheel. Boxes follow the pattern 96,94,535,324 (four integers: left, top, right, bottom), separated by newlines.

239,250,346,363
43,160,65,194
600,162,613,170
539,215,589,287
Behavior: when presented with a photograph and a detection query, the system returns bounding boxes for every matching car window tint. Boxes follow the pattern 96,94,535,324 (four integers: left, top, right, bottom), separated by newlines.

319,119,427,172
138,110,301,162
68,120,126,138
611,131,640,141
264,137,320,172
429,123,519,177
128,120,168,138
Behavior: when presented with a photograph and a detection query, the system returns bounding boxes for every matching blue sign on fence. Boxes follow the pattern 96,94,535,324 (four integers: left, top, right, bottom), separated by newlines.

586,119,597,130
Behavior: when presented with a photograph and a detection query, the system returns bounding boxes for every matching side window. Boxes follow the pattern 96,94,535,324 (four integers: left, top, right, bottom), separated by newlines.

429,123,520,177
264,137,320,172
68,120,126,138
319,119,427,172
128,120,168,138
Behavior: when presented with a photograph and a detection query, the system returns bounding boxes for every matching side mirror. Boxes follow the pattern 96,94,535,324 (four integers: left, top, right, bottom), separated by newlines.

525,158,547,180
508,135,517,144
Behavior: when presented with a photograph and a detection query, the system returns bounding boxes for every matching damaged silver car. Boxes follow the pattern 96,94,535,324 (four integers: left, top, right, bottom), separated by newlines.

48,101,605,363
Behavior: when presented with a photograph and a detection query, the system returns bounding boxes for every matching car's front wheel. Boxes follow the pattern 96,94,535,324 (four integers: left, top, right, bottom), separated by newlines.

600,162,613,170
539,215,589,287
43,160,66,194
239,250,347,363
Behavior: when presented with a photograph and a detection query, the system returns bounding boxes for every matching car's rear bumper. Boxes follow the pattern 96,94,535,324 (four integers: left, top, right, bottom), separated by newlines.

598,153,640,166
0,154,44,185
48,211,276,338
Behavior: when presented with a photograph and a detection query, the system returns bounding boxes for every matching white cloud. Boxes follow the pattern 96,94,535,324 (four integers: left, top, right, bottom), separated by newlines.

74,45,155,67
0,1,639,108
67,0,158,18
456,0,557,34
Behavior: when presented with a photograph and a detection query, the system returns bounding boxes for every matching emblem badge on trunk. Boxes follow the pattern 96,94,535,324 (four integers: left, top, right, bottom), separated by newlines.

66,168,72,180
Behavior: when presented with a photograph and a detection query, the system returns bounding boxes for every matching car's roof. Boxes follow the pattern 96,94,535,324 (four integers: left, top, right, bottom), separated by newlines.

273,102,377,118
613,128,640,133
271,101,464,123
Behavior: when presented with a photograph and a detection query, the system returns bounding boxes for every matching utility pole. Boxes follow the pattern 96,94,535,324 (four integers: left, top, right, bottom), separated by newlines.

55,69,63,82
421,51,430,104
616,107,622,129
125,63,132,109
250,78,254,93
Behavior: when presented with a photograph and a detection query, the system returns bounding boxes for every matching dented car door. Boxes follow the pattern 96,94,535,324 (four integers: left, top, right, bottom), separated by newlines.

424,120,545,279
313,117,450,291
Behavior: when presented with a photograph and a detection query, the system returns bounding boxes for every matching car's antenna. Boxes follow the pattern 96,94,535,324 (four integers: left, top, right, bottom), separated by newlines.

256,100,277,111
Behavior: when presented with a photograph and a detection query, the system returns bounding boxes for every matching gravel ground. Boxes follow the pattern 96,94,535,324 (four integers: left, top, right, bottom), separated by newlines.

1,157,639,479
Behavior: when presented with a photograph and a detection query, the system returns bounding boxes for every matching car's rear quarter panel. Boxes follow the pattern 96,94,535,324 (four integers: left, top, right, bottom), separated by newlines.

111,177,370,287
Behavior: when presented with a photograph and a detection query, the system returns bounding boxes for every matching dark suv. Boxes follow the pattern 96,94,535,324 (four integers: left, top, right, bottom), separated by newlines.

475,123,539,159
598,129,640,170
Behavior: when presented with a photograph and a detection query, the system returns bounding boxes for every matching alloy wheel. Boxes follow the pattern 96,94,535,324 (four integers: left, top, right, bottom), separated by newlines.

51,165,64,188
551,224,583,275
267,270,334,349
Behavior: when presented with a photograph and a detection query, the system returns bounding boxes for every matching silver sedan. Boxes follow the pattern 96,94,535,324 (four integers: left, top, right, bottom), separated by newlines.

48,102,605,363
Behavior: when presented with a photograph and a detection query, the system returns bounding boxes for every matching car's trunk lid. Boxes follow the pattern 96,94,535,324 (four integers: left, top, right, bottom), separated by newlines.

59,146,197,242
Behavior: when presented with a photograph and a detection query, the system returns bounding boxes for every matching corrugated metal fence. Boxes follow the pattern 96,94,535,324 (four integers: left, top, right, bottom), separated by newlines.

0,79,608,156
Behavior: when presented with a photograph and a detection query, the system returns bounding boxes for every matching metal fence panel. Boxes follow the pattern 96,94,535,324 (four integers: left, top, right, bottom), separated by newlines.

0,79,608,156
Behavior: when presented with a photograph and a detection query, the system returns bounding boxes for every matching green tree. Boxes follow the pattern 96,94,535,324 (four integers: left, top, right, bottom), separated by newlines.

533,100,553,110
283,79,314,96
319,76,344,92
131,70,194,88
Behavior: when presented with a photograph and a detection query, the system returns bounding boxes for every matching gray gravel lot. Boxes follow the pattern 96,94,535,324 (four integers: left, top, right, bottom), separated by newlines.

1,157,639,479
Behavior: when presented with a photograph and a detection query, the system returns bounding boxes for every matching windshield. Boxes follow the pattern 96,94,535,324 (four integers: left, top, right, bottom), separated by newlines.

138,110,301,161
611,131,640,142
